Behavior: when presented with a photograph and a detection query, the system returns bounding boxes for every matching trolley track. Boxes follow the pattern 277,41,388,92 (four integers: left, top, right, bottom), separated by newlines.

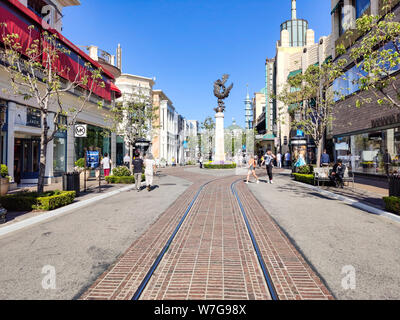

131,175,278,301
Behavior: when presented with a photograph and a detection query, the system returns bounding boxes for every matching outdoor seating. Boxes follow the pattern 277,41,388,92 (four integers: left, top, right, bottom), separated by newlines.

314,167,355,189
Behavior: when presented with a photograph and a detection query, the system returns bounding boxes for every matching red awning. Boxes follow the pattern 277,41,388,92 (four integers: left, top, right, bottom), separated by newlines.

110,83,122,98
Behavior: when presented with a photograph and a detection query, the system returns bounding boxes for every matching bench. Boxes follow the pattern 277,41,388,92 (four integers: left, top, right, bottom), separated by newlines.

314,167,355,189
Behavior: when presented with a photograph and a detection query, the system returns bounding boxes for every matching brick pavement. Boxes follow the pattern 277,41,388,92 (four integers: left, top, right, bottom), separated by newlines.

80,167,333,300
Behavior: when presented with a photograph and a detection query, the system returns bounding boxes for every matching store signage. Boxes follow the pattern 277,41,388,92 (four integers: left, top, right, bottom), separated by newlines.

371,113,400,128
75,124,87,138
86,151,100,169
26,108,41,128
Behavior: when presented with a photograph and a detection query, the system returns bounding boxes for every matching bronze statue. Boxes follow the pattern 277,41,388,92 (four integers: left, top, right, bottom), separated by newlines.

213,74,233,113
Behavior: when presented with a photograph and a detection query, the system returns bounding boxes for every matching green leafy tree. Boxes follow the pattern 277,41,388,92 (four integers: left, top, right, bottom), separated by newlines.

0,24,104,193
200,116,215,160
275,61,345,167
105,89,158,171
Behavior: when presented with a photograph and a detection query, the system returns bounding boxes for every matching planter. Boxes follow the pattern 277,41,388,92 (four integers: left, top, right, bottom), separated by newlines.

0,177,10,196
389,175,400,197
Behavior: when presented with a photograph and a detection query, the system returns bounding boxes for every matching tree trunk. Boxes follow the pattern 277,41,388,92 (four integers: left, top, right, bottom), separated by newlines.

315,137,324,168
38,131,47,194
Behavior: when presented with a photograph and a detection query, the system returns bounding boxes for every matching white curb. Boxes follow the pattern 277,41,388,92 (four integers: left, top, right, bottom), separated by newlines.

0,184,136,238
291,181,400,224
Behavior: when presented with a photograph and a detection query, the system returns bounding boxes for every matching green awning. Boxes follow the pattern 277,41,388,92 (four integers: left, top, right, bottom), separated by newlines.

288,69,302,79
331,0,343,15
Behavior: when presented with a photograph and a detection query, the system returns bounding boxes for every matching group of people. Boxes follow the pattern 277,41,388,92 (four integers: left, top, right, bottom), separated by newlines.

246,150,277,185
101,152,157,192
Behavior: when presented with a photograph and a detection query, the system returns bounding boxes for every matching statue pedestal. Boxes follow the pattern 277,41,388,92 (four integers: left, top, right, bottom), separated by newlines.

214,112,225,163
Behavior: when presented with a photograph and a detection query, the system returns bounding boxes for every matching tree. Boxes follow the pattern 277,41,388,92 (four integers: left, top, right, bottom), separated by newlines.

0,24,104,193
105,89,158,170
275,61,345,167
337,0,400,109
200,116,215,160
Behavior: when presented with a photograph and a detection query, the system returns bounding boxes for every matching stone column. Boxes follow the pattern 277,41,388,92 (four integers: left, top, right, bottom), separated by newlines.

45,113,54,184
214,112,225,163
7,102,16,182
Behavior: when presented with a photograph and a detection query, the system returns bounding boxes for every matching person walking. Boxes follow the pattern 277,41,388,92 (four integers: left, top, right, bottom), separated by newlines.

276,152,282,168
245,156,260,184
383,149,392,177
123,153,131,169
132,152,143,192
199,155,204,169
262,150,276,184
321,149,330,167
101,153,112,178
144,153,156,191
284,151,291,168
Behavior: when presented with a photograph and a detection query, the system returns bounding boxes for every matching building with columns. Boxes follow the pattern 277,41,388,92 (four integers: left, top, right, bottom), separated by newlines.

0,0,120,186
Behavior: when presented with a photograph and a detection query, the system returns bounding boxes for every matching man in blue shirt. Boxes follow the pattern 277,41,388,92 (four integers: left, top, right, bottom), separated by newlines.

321,149,330,167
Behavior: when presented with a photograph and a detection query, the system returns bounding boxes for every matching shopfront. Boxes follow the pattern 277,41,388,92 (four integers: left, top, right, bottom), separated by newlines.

335,124,400,176
74,124,111,161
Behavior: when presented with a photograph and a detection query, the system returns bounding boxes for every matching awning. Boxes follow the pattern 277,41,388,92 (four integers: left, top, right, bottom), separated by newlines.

288,69,302,79
110,83,122,98
331,0,343,15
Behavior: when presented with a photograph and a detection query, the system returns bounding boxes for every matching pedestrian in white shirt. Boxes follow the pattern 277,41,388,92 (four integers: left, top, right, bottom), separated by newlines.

144,153,156,192
277,152,282,168
101,153,112,177
123,153,130,169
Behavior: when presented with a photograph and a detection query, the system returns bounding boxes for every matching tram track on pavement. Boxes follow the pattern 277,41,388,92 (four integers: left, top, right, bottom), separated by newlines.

81,168,333,300
131,174,278,301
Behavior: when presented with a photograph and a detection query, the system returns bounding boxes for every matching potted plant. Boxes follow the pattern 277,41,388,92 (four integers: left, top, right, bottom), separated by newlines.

0,164,11,196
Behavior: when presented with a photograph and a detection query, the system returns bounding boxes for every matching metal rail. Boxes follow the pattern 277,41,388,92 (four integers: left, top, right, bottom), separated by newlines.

131,177,279,301
231,180,279,300
131,180,211,300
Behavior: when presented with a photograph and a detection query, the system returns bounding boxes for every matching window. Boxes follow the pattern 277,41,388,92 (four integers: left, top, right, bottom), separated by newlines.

356,0,370,19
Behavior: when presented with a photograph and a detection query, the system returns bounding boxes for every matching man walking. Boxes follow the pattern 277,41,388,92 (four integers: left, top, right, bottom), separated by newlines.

144,153,156,192
321,149,330,167
284,151,291,168
199,155,204,169
276,152,282,168
123,153,130,169
132,152,143,192
383,149,392,176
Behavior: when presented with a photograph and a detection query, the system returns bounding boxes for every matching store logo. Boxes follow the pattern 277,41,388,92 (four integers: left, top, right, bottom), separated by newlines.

75,124,87,138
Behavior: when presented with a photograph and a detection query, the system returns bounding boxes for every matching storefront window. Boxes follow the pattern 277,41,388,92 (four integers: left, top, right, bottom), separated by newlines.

336,128,399,175
75,124,111,161
356,0,370,19
53,136,66,176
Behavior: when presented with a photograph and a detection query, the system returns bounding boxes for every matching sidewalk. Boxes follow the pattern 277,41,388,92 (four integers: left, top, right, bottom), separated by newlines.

277,169,388,210
2,177,135,227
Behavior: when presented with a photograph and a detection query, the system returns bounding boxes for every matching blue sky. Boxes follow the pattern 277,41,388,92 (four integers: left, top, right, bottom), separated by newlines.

63,0,331,127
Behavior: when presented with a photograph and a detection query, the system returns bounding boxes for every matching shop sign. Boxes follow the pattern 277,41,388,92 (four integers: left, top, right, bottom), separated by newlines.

86,151,100,169
75,124,87,138
135,141,150,147
371,113,400,128
26,108,41,128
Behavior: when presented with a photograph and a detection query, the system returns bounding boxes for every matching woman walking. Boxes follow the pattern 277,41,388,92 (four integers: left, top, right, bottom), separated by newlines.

245,156,260,184
262,150,276,184
144,153,156,191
